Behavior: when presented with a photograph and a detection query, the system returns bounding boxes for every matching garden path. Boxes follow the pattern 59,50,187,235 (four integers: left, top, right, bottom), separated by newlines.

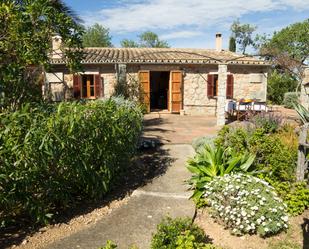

44,114,220,249
45,144,195,249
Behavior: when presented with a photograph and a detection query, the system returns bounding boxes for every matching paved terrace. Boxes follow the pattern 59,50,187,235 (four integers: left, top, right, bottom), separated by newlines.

142,113,220,144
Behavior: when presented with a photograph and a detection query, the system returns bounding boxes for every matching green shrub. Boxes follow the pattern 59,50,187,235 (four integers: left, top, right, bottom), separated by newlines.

267,70,297,105
215,126,298,183
192,136,215,152
0,97,143,226
175,230,221,249
151,217,215,249
283,92,299,109
98,241,139,249
99,241,118,249
215,126,251,154
250,130,297,182
266,180,309,216
249,112,282,133
204,173,288,237
187,144,255,203
214,125,306,216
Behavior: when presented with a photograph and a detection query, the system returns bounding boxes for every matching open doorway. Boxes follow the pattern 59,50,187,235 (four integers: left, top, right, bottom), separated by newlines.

150,71,169,110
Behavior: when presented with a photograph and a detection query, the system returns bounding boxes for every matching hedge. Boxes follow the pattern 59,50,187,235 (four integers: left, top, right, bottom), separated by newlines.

0,97,143,226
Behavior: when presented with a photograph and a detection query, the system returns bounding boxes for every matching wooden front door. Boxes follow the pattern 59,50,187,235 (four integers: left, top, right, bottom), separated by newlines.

170,71,183,113
139,71,150,113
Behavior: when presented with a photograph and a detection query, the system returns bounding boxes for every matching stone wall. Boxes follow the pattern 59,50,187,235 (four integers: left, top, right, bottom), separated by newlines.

230,65,267,101
182,65,217,115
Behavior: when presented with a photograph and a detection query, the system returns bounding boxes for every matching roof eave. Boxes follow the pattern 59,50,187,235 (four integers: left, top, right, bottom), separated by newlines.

50,60,270,66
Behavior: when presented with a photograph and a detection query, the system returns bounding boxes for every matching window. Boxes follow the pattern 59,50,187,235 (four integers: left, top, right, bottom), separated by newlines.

207,74,234,99
213,74,218,96
73,74,103,99
82,75,95,98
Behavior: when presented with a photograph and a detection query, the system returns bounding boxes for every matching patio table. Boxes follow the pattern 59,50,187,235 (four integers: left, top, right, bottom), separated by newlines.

225,99,268,120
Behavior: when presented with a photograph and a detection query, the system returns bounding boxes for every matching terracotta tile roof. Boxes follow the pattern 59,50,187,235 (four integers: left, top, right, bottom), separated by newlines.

51,47,268,65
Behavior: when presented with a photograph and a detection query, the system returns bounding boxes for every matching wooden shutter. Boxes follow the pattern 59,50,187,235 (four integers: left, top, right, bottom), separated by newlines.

94,74,103,98
207,74,214,97
226,74,234,99
171,71,183,113
73,74,81,99
139,71,150,113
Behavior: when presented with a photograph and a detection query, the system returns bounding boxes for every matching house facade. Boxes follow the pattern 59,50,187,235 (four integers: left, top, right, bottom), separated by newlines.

47,35,269,125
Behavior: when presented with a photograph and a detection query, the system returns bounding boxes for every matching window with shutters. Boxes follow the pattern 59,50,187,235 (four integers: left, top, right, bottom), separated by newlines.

82,75,95,98
73,74,102,99
207,73,234,99
207,74,218,97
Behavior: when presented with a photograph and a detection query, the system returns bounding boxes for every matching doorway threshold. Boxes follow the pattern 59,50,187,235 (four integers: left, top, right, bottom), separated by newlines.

150,109,170,114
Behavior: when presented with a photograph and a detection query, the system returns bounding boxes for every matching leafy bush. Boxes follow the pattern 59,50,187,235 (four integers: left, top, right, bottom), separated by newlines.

99,241,138,249
267,70,297,105
204,173,288,237
187,144,255,203
266,180,309,216
249,112,282,133
215,125,251,154
215,125,308,215
283,92,299,109
99,241,118,249
0,97,143,226
251,130,297,182
151,217,219,249
215,126,298,183
192,136,215,152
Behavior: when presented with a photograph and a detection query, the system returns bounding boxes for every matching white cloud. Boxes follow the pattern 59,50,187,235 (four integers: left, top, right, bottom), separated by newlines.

160,31,204,39
278,0,309,9
83,0,309,33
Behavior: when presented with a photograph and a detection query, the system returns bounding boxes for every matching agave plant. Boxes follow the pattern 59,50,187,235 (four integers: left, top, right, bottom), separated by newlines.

293,102,309,124
187,144,255,202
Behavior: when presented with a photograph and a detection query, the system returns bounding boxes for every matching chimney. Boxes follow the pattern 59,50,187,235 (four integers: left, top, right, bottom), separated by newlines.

215,33,222,52
51,35,62,59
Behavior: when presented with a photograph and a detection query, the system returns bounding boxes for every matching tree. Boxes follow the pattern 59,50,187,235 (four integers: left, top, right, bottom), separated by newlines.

230,20,257,54
267,70,297,104
82,23,113,47
0,0,83,110
120,39,139,48
120,31,170,48
259,19,309,85
138,31,169,48
229,37,236,52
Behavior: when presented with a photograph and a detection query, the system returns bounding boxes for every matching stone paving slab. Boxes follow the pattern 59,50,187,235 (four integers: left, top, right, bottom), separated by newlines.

45,144,196,249
139,144,193,194
142,113,220,144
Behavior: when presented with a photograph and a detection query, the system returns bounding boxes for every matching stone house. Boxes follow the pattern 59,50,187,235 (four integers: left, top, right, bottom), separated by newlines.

47,34,269,125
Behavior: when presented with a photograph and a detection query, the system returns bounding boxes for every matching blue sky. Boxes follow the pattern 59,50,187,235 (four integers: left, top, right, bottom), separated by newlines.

64,0,309,51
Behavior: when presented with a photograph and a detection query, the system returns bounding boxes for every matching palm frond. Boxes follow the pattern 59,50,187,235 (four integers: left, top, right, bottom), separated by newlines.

50,0,83,24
